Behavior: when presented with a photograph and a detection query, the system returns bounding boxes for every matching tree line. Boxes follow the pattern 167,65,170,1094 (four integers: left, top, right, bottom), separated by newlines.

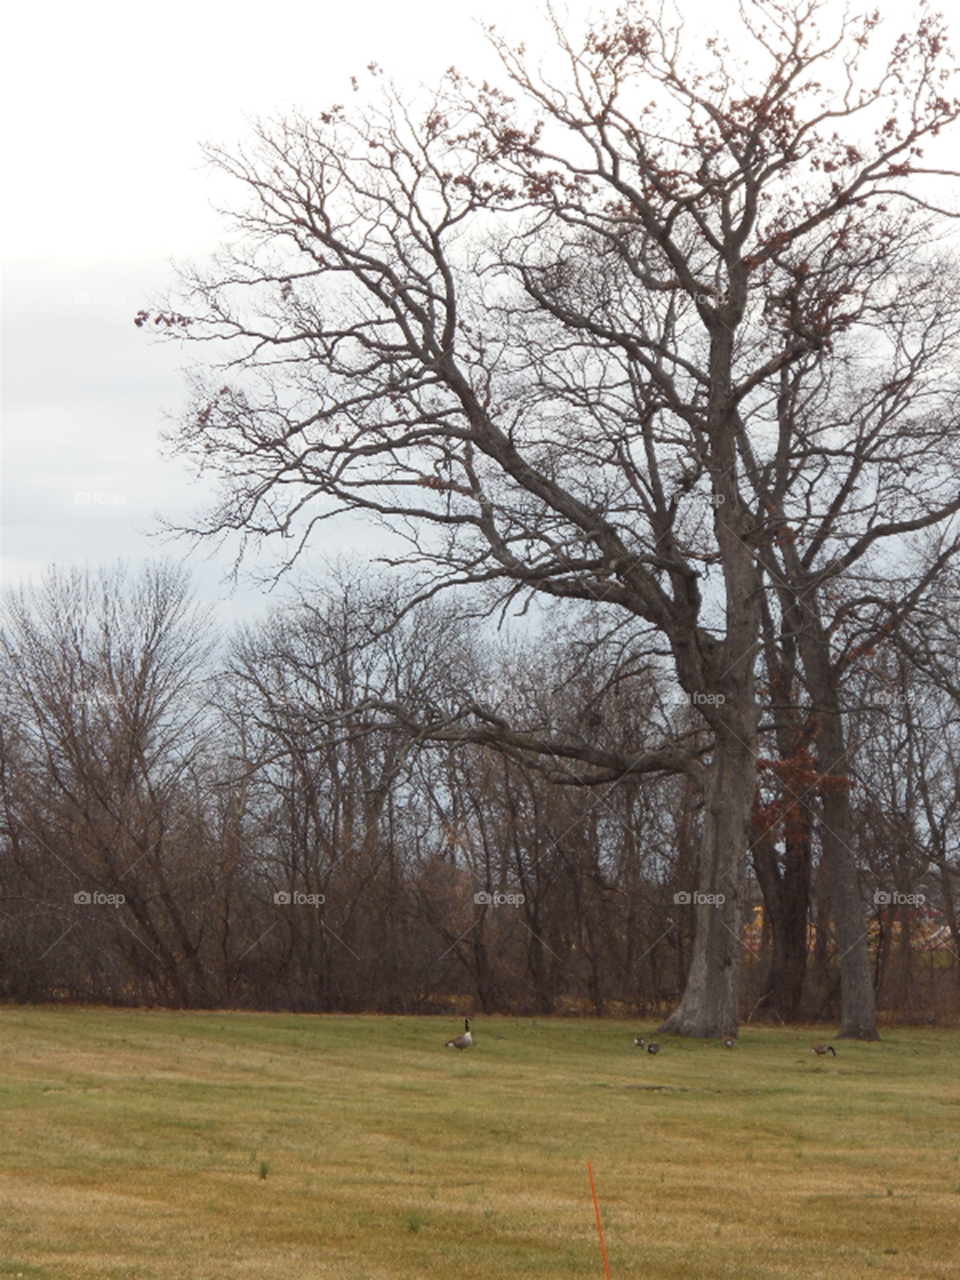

2,560,958,1024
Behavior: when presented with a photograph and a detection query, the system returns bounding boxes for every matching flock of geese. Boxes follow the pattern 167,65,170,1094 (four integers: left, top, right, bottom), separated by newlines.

633,1035,837,1057
445,1018,837,1058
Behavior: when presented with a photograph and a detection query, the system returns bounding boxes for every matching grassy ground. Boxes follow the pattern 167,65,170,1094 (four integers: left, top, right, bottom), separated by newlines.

1,1009,959,1279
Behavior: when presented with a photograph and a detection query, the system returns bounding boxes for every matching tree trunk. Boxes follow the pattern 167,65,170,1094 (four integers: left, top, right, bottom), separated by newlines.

659,727,755,1036
934,859,960,999
819,723,880,1039
523,900,554,1015
470,924,498,1015
791,608,879,1039
752,825,811,1021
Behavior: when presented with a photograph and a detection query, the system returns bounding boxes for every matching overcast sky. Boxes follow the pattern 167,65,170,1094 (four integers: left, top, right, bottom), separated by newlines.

1,0,948,628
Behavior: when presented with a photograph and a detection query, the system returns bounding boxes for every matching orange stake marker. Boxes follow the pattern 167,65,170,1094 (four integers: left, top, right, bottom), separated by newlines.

587,1161,612,1280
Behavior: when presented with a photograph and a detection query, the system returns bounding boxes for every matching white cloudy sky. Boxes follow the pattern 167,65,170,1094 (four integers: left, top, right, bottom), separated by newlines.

0,0,947,626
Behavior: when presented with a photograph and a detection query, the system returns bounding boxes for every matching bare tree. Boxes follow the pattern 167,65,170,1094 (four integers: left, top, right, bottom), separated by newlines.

0,564,214,1004
142,0,960,1035
218,574,466,1009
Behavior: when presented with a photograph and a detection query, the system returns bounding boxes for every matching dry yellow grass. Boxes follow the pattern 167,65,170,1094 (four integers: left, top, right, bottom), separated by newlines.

1,1007,959,1279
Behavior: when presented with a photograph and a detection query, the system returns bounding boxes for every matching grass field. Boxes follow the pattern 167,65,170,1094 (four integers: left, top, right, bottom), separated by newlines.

1,1008,959,1279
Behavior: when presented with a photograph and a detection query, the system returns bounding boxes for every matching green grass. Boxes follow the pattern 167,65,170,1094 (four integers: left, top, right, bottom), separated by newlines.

1,1008,959,1279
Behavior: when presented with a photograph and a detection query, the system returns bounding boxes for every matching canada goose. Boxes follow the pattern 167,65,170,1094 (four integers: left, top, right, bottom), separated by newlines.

646,1042,660,1055
445,1018,473,1050
723,1037,735,1049
634,1036,645,1048
811,1042,836,1056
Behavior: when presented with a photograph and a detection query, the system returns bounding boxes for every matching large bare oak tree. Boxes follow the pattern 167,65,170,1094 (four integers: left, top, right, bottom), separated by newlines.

142,0,960,1036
